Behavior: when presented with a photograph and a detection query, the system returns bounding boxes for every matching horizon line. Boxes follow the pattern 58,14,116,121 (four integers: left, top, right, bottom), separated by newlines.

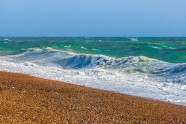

0,36,186,38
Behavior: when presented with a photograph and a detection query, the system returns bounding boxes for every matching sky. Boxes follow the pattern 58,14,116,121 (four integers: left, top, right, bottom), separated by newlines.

0,0,186,37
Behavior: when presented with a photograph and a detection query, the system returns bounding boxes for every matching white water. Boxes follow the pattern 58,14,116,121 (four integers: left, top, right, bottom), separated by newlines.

0,48,186,106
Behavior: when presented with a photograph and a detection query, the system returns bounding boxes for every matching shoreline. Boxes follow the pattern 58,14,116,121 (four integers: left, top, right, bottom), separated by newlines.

1,71,184,107
0,72,186,123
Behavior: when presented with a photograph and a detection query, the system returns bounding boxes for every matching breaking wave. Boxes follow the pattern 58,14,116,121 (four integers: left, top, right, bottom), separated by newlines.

9,48,186,78
0,47,186,105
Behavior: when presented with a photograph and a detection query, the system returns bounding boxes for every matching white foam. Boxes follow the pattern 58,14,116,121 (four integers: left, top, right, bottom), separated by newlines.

0,55,186,106
3,38,10,41
64,45,71,48
130,38,138,41
81,46,87,49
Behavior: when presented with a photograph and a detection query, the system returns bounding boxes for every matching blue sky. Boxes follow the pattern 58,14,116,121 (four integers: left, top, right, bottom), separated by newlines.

0,0,186,37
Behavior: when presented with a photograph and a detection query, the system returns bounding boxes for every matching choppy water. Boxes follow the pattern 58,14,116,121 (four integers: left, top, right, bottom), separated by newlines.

0,37,186,105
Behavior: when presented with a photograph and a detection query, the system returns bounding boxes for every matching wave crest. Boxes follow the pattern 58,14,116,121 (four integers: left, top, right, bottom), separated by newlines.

12,47,159,68
7,47,186,82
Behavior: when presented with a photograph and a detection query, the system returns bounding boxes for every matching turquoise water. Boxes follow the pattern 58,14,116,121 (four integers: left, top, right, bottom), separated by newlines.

0,37,186,63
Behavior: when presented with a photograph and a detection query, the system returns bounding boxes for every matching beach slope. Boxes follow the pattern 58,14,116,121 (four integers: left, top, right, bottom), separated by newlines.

0,72,185,123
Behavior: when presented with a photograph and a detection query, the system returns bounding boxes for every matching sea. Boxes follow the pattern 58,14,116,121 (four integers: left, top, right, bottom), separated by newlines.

0,37,186,105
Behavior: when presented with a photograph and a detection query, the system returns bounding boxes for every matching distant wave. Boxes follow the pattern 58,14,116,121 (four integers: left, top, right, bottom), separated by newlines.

3,38,11,41
130,38,138,41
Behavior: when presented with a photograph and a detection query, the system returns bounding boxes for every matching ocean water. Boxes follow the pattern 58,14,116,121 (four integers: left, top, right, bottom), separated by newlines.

0,37,186,105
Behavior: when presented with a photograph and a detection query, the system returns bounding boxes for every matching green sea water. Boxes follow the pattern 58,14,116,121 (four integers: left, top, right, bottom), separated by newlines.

0,37,186,63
